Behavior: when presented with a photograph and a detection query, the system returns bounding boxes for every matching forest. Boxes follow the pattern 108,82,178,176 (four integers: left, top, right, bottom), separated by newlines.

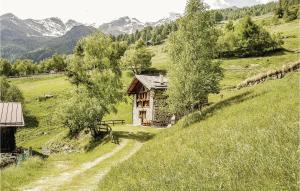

1,0,299,78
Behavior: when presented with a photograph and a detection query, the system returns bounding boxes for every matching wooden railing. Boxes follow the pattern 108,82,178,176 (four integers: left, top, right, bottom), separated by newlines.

100,120,125,126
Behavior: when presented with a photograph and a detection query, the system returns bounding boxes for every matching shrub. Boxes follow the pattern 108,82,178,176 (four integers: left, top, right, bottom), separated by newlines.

218,16,284,58
61,90,107,139
0,77,24,103
0,58,12,76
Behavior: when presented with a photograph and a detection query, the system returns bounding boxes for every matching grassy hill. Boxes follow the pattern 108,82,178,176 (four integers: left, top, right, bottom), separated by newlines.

150,18,300,88
98,72,299,191
97,17,298,190
10,73,134,152
8,15,299,161
1,15,299,190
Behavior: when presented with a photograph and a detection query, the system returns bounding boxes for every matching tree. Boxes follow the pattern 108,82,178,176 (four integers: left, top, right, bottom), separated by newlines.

167,0,223,116
38,54,67,73
0,58,12,76
65,33,125,138
218,16,283,57
225,20,234,31
12,59,36,76
214,11,224,22
62,90,107,137
275,0,299,21
234,16,283,56
120,40,153,74
0,77,24,102
51,54,67,72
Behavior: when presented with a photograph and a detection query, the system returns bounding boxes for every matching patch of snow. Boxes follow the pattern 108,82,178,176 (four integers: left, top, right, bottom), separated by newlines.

24,18,83,37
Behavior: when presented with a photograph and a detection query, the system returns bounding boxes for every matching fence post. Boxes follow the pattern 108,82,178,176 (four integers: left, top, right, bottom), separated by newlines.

29,147,32,156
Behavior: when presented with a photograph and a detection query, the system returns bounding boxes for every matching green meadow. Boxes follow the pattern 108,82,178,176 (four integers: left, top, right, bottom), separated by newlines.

1,15,299,190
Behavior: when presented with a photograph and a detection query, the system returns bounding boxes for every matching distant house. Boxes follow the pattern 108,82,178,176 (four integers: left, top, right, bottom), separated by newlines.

127,74,170,126
0,102,25,152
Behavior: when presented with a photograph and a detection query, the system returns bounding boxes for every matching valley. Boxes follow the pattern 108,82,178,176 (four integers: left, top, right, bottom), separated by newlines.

0,1,299,190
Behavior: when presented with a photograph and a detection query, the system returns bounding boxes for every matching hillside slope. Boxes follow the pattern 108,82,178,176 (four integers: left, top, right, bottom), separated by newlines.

98,72,299,190
10,17,299,157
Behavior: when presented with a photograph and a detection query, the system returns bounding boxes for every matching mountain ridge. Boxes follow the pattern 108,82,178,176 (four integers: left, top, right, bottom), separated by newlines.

0,13,180,61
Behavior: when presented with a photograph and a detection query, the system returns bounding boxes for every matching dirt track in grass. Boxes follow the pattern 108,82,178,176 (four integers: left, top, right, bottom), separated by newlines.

22,139,143,191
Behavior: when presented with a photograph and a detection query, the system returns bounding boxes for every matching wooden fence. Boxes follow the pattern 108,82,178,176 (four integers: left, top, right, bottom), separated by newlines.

8,72,64,79
100,120,125,126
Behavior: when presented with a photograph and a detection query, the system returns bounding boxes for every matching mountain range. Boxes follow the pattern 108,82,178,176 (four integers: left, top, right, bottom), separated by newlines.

0,13,180,61
99,13,180,36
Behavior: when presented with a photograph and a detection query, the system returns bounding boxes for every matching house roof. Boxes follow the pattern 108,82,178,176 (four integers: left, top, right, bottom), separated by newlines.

127,74,168,94
0,102,25,127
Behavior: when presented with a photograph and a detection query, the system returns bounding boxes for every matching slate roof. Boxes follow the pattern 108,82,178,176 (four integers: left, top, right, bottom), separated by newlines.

128,74,168,94
0,102,25,127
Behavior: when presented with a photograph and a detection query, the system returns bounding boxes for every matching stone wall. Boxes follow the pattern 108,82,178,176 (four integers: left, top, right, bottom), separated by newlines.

153,90,170,126
237,61,300,89
132,90,154,126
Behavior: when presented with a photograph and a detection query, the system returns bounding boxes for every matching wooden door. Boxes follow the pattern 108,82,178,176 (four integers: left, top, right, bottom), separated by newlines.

139,111,146,124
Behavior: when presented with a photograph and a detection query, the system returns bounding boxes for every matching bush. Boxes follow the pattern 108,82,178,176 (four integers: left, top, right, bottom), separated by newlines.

283,6,299,22
12,59,37,76
61,90,106,138
38,54,67,73
0,58,12,76
218,16,284,58
0,77,24,103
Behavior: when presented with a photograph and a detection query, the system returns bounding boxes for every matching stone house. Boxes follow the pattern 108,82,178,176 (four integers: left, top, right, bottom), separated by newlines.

127,74,170,126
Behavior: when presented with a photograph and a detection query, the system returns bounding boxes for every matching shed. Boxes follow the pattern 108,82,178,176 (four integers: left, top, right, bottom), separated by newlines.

0,102,25,152
127,74,170,126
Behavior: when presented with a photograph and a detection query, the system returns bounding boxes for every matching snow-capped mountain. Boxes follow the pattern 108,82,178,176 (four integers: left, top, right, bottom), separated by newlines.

0,12,180,61
99,13,181,36
146,13,181,27
0,13,96,61
65,19,82,31
25,17,66,37
1,12,180,38
99,16,145,36
0,13,83,37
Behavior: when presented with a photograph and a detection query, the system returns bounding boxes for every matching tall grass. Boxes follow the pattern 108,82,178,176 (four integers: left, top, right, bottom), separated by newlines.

98,73,299,190
0,157,46,190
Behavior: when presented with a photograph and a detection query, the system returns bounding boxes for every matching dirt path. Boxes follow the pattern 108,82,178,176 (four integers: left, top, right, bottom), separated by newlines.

73,142,143,191
22,140,130,191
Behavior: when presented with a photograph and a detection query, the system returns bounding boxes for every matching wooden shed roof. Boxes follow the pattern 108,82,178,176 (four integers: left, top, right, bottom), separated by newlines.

127,74,168,94
0,102,25,127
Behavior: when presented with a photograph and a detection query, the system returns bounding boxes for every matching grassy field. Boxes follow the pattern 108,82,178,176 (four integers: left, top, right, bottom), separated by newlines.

150,18,300,88
98,72,299,191
11,75,73,151
2,74,160,190
1,125,161,190
1,15,299,190
10,17,299,152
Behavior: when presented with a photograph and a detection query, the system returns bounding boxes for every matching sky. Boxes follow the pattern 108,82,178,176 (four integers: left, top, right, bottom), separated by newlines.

0,0,276,25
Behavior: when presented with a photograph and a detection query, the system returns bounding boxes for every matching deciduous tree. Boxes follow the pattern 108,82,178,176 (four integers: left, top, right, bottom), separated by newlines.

120,40,153,74
167,0,223,116
0,58,12,76
0,77,24,102
65,33,125,138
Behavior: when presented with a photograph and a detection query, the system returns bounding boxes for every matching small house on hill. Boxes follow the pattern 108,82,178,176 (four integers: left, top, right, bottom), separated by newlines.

127,74,170,126
0,102,25,153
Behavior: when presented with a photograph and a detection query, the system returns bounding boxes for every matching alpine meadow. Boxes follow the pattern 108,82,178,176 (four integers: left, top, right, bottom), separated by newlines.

0,0,299,190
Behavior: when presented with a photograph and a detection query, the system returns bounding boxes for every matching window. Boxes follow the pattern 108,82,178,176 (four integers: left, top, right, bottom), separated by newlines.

136,91,150,108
